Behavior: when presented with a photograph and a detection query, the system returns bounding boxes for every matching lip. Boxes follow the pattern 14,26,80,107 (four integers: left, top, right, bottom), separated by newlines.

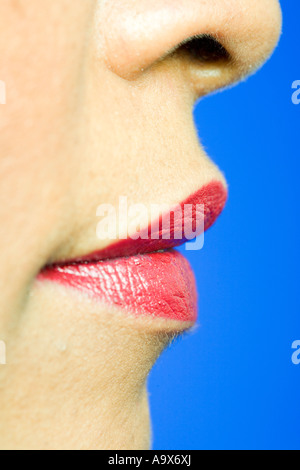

39,181,227,323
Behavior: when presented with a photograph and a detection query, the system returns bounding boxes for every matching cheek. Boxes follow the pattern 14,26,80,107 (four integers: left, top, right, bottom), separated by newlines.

0,1,95,312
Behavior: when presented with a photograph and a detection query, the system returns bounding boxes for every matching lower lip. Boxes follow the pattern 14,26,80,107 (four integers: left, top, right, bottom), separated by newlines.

38,250,197,323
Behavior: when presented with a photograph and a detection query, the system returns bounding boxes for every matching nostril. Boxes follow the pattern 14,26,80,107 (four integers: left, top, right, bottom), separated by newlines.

169,35,234,98
177,35,231,64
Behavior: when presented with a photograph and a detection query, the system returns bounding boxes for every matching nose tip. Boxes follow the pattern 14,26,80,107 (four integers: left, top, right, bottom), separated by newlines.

96,0,282,92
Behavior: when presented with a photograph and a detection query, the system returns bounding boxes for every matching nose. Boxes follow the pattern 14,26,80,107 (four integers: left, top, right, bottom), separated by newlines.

96,0,282,95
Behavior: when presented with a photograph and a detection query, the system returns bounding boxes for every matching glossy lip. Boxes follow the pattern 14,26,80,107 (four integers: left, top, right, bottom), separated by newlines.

39,181,227,324
39,250,198,323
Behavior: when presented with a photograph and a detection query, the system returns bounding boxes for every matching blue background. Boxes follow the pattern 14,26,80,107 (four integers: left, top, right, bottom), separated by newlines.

149,0,300,450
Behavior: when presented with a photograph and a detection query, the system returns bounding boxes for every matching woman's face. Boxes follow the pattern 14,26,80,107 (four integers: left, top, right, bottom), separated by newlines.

0,0,281,450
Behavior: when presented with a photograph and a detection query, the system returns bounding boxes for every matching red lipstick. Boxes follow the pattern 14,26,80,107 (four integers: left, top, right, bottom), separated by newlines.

40,250,198,322
39,181,227,323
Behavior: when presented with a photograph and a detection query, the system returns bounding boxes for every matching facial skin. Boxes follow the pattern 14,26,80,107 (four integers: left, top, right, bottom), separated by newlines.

0,0,281,450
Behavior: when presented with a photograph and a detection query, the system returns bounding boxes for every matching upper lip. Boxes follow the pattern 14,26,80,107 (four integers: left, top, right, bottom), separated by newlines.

54,180,227,266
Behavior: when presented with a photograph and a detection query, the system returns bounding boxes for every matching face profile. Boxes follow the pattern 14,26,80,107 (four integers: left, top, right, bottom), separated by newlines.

0,0,282,450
